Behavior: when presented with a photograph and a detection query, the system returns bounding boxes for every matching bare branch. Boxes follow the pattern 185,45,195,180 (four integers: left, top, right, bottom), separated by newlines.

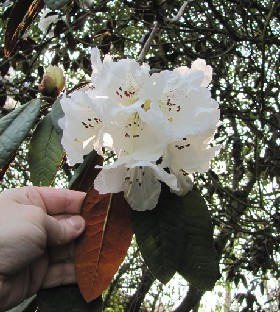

167,0,195,23
138,21,160,64
260,0,278,121
138,0,195,63
125,266,155,312
173,286,204,312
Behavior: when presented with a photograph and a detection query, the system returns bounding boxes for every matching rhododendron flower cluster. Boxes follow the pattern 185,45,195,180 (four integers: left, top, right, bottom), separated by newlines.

59,48,220,211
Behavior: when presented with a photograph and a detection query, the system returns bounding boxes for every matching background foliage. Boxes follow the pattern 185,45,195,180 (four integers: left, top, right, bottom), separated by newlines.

0,0,279,311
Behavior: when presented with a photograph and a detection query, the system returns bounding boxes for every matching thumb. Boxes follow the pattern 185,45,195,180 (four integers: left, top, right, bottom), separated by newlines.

45,215,85,246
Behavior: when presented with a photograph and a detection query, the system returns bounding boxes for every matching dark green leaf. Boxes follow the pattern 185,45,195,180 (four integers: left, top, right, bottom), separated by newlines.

37,285,103,312
178,189,218,290
29,113,65,186
4,0,44,57
50,97,64,136
0,99,41,169
6,295,37,312
0,152,16,181
66,32,76,51
132,185,185,284
54,19,67,38
69,151,103,192
44,0,71,10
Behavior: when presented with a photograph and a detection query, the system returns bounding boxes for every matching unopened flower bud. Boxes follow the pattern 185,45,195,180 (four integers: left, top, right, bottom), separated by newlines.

38,65,65,97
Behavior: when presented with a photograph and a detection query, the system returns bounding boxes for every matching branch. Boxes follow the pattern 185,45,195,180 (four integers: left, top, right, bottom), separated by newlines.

125,266,155,312
260,0,278,122
138,0,195,63
173,286,204,312
206,0,240,41
138,21,160,64
167,0,195,23
103,261,130,307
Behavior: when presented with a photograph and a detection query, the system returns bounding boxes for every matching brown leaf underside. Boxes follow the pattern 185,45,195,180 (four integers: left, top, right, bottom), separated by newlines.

70,154,103,193
75,188,133,302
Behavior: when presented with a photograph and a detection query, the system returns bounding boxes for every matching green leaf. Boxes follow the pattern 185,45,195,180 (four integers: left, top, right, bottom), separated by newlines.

37,286,103,312
44,0,71,10
178,189,218,290
0,152,17,181
6,295,37,312
29,113,65,186
132,185,185,284
69,151,103,192
51,98,64,136
0,99,41,169
4,0,44,57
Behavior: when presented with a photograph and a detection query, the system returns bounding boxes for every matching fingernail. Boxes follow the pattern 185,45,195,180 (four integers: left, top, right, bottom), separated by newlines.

67,215,84,231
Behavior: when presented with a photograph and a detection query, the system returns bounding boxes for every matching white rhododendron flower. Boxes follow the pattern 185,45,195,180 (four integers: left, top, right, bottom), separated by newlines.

174,58,212,87
143,68,219,140
162,135,220,196
59,48,220,211
38,8,66,36
94,159,179,211
59,89,104,165
3,96,19,111
88,48,172,162
38,8,59,35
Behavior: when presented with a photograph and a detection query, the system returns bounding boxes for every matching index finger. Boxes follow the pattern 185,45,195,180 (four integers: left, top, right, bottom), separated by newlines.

38,187,86,215
1,186,86,215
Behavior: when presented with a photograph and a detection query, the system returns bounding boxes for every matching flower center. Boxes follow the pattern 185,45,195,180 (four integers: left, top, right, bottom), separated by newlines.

159,96,181,123
141,99,151,112
125,113,143,139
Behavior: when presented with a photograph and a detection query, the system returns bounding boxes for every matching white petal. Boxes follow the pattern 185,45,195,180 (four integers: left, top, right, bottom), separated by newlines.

103,54,113,63
174,59,212,87
59,90,103,165
191,59,212,87
123,161,179,211
124,166,162,211
91,48,102,76
89,93,168,162
90,48,149,101
94,161,162,211
170,171,193,196
163,136,221,175
38,8,59,35
95,160,179,211
94,165,126,194
109,112,166,161
138,162,179,192
147,70,220,140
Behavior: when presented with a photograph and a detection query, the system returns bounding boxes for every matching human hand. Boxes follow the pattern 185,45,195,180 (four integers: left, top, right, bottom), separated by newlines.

0,186,86,312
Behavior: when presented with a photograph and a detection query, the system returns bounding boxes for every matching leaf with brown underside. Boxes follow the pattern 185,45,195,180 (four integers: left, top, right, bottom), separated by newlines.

75,188,133,302
4,0,44,57
69,152,103,193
